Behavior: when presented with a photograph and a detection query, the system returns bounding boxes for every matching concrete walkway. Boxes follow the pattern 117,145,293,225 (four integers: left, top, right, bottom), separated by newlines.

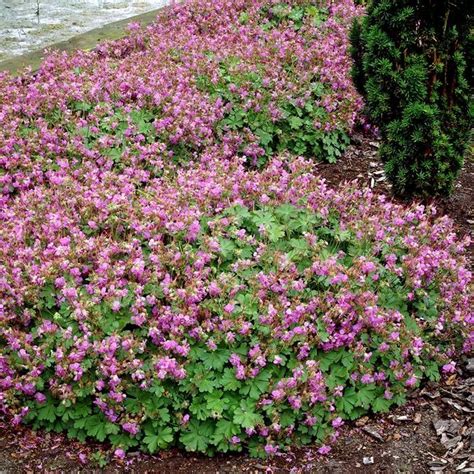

0,6,169,76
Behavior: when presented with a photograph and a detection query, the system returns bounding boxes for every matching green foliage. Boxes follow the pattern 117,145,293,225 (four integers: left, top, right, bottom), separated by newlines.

196,5,351,166
351,0,473,195
14,202,462,456
258,3,329,31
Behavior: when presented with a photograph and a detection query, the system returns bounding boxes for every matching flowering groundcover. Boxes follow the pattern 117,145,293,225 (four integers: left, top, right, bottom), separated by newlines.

0,0,472,459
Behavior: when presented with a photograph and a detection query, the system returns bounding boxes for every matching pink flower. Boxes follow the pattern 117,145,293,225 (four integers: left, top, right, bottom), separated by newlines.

114,449,126,460
331,417,344,428
264,444,278,455
318,445,331,455
442,362,456,374
35,392,46,404
122,422,139,436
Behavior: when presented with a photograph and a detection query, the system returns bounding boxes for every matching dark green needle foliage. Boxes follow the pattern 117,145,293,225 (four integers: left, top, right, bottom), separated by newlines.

351,0,473,196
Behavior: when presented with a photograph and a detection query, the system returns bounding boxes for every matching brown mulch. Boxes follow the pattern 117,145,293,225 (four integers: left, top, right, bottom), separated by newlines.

1,134,472,473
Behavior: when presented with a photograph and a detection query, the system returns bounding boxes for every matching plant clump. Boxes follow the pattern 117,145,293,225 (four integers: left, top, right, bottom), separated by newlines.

0,151,472,456
0,0,362,204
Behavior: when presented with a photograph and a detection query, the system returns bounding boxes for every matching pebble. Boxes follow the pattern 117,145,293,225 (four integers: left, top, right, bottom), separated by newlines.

363,456,374,465
433,419,462,436
355,416,369,427
362,426,384,442
395,415,410,421
440,434,462,450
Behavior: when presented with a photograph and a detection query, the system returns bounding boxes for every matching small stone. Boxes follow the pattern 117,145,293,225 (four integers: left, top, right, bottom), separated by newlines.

441,434,462,450
414,413,422,424
363,457,374,465
369,141,380,148
446,374,458,386
356,416,369,427
442,398,473,413
433,419,462,436
362,426,384,442
451,441,464,456
421,389,441,399
395,415,410,421
466,359,474,374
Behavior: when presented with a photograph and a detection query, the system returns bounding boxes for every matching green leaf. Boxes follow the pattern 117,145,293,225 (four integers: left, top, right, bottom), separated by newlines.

372,396,392,413
37,403,56,423
233,400,263,428
289,116,303,129
336,386,358,417
280,410,297,427
189,395,212,420
275,204,298,222
340,351,355,369
87,421,107,442
256,128,273,146
220,368,241,391
356,385,377,408
143,427,174,453
198,348,231,371
239,370,270,399
219,238,237,260
180,420,214,453
267,223,285,243
251,210,276,228
205,392,229,416
212,419,239,445
192,369,217,393
109,434,139,449
319,350,341,372
425,361,441,381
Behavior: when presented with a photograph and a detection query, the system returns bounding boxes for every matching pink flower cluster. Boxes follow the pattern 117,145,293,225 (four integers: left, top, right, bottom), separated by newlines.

0,0,363,204
0,0,471,455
